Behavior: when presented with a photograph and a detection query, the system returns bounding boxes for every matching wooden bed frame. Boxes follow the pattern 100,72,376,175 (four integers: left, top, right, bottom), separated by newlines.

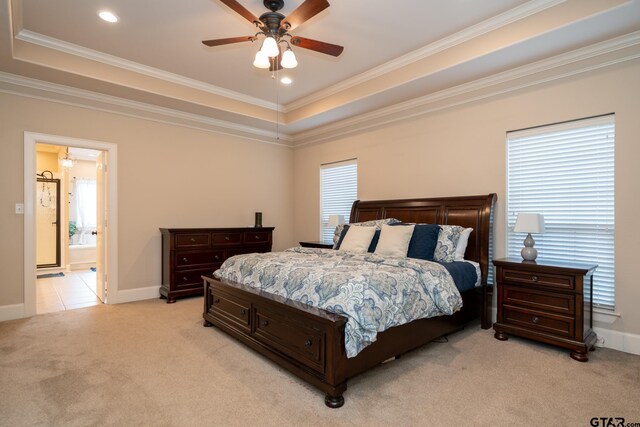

202,194,496,408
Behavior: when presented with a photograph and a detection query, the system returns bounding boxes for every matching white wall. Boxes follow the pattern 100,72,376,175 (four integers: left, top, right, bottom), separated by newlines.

293,59,640,345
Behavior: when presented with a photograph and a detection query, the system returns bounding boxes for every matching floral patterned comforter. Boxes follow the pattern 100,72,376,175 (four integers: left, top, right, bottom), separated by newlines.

213,247,463,358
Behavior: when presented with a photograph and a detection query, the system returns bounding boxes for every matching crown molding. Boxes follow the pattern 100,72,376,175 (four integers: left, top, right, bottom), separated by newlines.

282,0,566,113
15,29,279,111
0,71,294,147
293,31,640,147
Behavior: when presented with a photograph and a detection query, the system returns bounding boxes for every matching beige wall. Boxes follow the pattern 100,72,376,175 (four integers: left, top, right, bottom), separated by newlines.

36,150,59,173
0,92,294,306
293,59,640,336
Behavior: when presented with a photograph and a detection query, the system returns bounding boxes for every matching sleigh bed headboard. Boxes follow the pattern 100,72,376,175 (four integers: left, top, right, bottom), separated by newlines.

350,194,497,285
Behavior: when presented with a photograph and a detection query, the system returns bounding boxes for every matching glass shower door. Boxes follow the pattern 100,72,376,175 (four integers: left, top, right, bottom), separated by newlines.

36,177,61,268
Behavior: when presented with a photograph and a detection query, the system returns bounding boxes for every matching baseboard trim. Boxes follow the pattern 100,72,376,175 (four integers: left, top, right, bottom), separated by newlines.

0,303,26,322
594,327,640,356
113,286,160,305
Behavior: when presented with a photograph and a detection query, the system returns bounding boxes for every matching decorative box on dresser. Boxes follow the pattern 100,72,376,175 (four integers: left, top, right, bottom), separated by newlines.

493,257,598,362
160,227,274,303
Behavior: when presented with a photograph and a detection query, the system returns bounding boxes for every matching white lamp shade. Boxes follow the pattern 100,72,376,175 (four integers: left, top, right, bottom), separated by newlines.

253,50,270,69
513,213,545,233
281,48,298,69
328,215,345,227
260,37,280,58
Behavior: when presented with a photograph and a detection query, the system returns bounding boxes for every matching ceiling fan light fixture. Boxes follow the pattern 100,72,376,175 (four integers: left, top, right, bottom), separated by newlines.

253,50,270,68
281,48,298,69
260,36,280,58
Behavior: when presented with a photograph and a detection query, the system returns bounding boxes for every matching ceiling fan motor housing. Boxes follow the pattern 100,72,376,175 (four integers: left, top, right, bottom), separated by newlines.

259,11,287,35
264,0,285,12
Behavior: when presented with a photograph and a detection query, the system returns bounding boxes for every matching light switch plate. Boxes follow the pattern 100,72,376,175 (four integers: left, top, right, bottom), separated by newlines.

15,203,24,214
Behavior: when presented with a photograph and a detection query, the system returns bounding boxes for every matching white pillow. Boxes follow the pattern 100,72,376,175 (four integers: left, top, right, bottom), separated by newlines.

339,226,377,253
454,228,473,261
374,224,415,257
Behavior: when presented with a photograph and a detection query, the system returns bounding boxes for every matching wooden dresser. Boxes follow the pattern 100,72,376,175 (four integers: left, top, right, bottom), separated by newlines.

493,257,597,361
159,227,274,303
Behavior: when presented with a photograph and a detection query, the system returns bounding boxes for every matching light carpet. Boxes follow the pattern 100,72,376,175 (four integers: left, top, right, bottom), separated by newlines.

1,297,638,426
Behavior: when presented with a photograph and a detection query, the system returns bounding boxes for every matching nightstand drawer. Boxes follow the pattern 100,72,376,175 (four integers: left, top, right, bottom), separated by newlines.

503,285,575,316
502,268,575,290
503,305,574,338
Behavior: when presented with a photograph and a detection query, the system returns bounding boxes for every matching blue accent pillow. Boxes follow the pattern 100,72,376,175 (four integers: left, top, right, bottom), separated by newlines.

336,225,380,252
391,223,441,260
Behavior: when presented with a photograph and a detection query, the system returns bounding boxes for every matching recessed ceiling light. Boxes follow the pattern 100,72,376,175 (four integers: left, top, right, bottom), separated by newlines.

280,77,292,85
98,10,119,23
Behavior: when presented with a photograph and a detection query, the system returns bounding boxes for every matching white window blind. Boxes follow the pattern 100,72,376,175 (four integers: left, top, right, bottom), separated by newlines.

320,160,357,243
506,115,615,309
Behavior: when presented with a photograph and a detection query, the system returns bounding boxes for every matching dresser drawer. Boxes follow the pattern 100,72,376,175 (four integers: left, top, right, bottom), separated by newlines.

502,268,575,290
253,305,325,374
502,285,575,316
503,305,574,338
243,231,271,245
208,288,251,333
173,268,213,290
175,250,225,268
212,232,243,246
175,233,210,248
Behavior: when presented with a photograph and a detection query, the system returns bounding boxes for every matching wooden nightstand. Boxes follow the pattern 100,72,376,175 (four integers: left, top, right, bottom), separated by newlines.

493,257,597,362
299,241,333,249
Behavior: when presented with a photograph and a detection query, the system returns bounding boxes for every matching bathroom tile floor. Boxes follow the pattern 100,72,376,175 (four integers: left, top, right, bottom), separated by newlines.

36,269,102,314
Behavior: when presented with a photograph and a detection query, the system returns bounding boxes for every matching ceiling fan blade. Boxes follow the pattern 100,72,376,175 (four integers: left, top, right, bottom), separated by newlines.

202,36,255,47
218,0,260,25
282,0,330,31
290,36,343,57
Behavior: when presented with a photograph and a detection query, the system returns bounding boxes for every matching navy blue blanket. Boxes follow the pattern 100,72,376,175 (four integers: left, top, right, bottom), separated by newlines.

437,261,479,293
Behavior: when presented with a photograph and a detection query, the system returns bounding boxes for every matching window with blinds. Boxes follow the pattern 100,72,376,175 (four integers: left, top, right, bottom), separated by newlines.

320,159,357,243
506,115,615,309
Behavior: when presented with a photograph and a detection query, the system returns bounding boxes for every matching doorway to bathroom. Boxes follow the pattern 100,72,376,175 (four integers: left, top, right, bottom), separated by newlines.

24,132,118,317
35,145,103,313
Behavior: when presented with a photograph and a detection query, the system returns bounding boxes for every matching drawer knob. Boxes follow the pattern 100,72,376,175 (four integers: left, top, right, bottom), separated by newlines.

182,276,188,282
190,237,196,242
262,320,269,326
214,255,220,260
532,316,540,324
240,309,246,315
182,257,188,262
213,298,220,304
225,236,230,241
255,235,260,240
305,339,312,347
531,275,539,282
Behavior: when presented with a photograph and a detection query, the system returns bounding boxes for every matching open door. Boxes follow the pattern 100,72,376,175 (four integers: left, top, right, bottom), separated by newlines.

95,151,107,302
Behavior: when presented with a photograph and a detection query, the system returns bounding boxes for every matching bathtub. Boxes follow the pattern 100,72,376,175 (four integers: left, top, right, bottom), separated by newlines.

68,244,96,271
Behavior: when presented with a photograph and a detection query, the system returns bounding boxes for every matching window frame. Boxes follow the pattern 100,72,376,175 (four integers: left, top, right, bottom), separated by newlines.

319,159,358,244
504,113,616,311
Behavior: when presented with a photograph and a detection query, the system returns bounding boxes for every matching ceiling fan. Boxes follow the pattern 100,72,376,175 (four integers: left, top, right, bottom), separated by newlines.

202,0,344,71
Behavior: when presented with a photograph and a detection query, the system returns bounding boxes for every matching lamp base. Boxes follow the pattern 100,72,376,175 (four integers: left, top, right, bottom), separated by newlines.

521,233,538,261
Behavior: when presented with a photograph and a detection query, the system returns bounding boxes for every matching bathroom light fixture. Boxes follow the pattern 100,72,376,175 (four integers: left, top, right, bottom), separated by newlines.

60,148,74,170
98,10,119,23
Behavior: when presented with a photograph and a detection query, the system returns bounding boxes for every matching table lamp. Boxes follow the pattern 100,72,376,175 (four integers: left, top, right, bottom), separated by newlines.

328,215,345,228
513,213,545,261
